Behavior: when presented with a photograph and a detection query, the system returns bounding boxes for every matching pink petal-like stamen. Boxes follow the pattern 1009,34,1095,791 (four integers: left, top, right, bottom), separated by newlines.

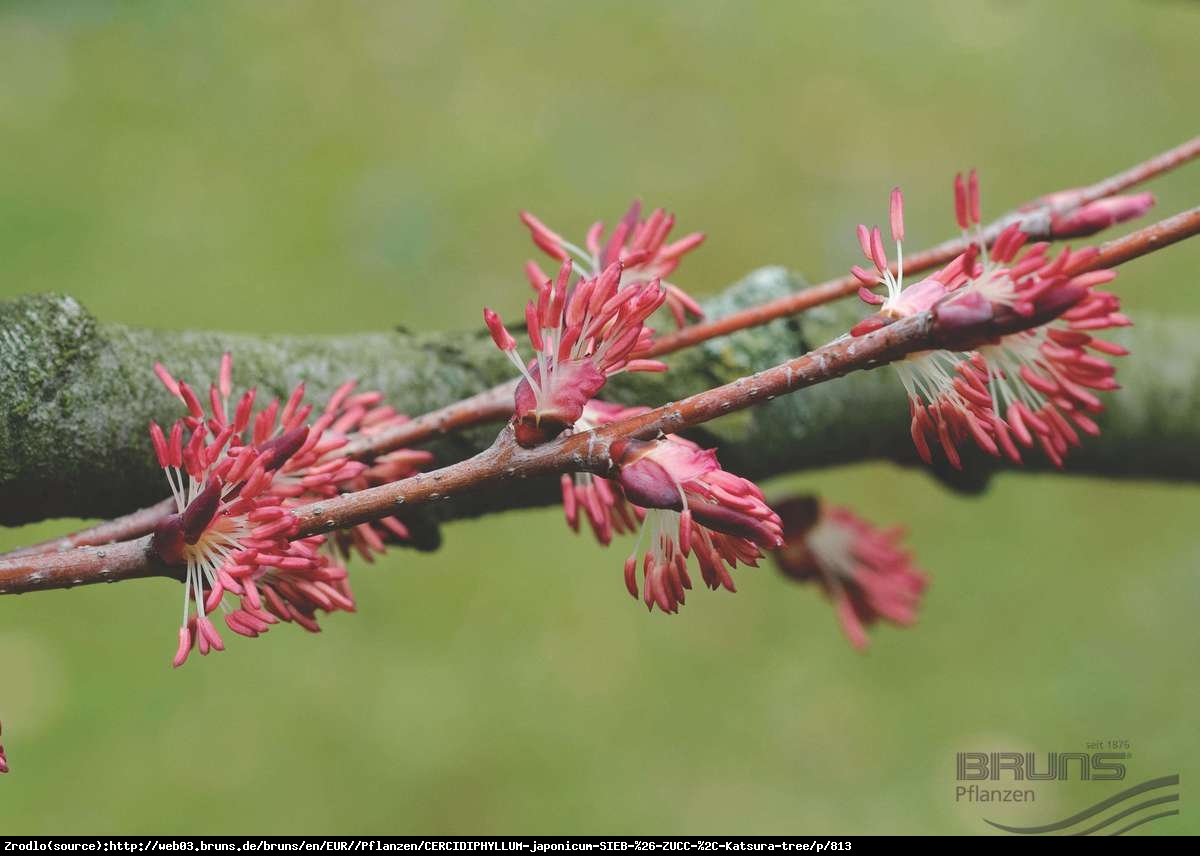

519,201,705,331
890,187,905,243
487,258,670,446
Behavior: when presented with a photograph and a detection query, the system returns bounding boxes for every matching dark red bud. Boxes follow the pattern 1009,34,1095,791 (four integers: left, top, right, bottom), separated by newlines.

775,497,821,541
182,479,223,544
1032,282,1088,320
616,449,683,511
689,502,780,548
152,514,187,564
513,418,559,447
511,362,604,448
257,425,310,471
850,314,889,337
933,291,994,332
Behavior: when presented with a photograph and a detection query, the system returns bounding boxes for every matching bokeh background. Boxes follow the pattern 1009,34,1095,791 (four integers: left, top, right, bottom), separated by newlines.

1,0,1198,835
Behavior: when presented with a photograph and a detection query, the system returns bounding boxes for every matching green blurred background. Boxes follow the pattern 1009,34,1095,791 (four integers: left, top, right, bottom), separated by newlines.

1,0,1198,835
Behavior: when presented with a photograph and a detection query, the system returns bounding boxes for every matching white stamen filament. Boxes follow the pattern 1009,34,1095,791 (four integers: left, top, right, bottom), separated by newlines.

556,238,595,276
880,237,905,310
978,331,1051,415
806,518,857,584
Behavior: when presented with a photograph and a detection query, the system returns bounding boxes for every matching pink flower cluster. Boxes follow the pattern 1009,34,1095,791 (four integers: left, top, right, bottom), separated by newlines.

559,402,782,614
521,200,706,328
150,356,432,666
850,173,1137,469
485,260,668,446
0,720,8,774
500,204,781,610
488,201,710,446
771,497,927,650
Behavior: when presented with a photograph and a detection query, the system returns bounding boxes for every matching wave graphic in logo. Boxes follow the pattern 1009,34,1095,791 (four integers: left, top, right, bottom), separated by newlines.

985,774,1179,835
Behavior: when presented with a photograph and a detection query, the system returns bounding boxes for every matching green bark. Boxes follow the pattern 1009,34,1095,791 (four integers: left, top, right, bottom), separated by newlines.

1,269,1197,532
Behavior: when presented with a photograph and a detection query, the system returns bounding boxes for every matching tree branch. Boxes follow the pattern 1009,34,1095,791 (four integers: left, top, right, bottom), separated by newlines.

0,536,164,594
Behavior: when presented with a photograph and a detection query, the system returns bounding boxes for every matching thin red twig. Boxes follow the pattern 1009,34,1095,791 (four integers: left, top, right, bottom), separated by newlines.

0,498,175,560
0,536,164,594
340,381,515,460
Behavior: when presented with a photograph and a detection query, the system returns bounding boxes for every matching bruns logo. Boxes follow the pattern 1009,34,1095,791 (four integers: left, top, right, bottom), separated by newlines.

956,752,1128,781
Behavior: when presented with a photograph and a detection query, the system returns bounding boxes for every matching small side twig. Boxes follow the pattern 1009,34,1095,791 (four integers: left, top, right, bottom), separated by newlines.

340,381,516,461
0,498,176,560
0,536,166,595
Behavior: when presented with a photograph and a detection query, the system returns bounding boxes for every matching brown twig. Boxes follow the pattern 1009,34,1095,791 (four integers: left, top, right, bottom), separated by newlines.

340,381,515,460
0,536,166,595
286,315,933,537
1053,136,1200,210
0,498,176,560
1076,206,1200,268
5,206,1195,596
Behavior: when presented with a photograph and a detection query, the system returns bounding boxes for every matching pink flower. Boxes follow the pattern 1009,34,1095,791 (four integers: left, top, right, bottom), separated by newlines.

554,402,783,610
221,534,356,640
521,200,706,328
149,413,353,667
484,260,667,446
155,356,434,559
0,720,8,774
285,378,435,561
850,174,1128,469
849,183,1002,466
771,498,927,650
959,287,1128,468
849,186,955,334
150,356,436,666
934,174,1129,467
610,434,783,614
